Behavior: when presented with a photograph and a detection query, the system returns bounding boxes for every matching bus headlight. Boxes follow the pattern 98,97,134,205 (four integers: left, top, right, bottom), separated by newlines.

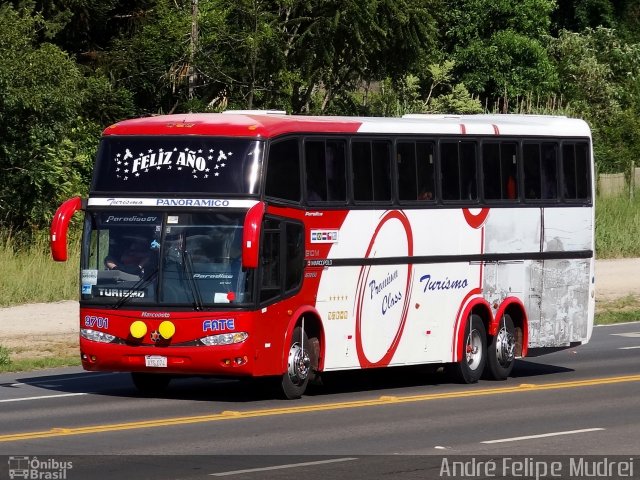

199,332,248,346
81,328,116,344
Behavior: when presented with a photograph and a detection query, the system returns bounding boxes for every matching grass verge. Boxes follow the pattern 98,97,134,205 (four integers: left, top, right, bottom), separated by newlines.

0,336,81,373
595,294,640,325
0,232,80,307
0,356,81,373
595,193,640,258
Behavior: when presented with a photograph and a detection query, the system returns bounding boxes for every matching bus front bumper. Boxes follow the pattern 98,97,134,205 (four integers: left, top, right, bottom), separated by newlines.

79,337,257,376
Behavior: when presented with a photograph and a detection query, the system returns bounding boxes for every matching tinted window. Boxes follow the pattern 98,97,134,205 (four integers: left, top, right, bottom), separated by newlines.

397,141,435,202
259,217,304,303
305,139,347,203
482,142,518,201
265,139,301,201
562,142,590,201
523,142,559,200
92,137,263,194
440,141,477,201
285,222,304,292
351,140,392,202
260,218,281,302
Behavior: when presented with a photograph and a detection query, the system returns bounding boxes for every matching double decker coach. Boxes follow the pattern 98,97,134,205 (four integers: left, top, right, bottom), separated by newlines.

51,111,595,398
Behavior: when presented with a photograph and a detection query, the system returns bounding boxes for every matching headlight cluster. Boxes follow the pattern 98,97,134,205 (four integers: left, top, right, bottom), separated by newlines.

199,332,248,346
81,328,116,344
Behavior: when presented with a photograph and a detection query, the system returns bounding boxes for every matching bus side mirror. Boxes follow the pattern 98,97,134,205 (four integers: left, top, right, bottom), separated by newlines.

50,196,84,262
242,201,265,269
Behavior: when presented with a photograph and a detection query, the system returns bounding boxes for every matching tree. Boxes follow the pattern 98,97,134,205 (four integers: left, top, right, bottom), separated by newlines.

442,0,558,107
0,5,111,232
267,0,439,113
548,27,640,173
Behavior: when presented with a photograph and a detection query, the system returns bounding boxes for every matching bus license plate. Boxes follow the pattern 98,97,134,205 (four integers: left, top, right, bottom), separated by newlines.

145,355,167,368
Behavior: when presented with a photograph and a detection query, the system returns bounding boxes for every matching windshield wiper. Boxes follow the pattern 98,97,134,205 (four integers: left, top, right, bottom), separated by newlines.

113,269,159,309
182,249,204,311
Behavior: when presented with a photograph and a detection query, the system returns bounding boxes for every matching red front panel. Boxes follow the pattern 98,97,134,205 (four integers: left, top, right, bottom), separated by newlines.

79,306,294,377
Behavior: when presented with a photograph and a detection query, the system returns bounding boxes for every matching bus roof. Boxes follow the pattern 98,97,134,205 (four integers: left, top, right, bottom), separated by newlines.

103,112,591,139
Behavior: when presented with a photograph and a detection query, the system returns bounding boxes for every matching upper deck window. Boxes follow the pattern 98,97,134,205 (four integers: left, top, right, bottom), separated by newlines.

92,137,263,195
265,138,301,202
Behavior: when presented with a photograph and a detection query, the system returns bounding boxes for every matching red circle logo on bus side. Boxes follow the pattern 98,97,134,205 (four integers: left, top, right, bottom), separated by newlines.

462,208,490,229
354,210,414,368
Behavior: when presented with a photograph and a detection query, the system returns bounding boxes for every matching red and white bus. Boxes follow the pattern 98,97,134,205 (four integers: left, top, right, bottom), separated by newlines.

51,111,595,398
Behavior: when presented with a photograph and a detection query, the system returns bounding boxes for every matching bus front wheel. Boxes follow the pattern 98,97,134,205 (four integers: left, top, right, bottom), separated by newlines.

280,327,315,399
131,372,171,395
450,314,487,384
485,314,516,380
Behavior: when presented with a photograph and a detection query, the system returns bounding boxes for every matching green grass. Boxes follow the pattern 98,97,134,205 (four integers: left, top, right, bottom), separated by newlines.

595,192,640,259
0,232,80,307
0,355,81,373
595,294,640,325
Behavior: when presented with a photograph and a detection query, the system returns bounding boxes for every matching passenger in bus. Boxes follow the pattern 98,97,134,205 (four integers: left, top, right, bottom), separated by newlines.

506,175,517,199
418,185,433,200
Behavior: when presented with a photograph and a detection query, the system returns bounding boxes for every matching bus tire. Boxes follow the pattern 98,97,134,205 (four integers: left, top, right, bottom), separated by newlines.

485,314,516,380
131,372,171,395
450,314,487,384
280,327,314,399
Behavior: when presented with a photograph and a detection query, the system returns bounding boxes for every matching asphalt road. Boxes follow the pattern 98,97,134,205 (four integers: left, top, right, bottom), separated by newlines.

0,322,639,479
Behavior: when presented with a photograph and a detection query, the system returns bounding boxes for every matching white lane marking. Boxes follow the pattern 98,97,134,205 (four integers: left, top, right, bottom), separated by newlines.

611,332,640,337
0,392,89,403
210,458,359,476
7,373,117,387
596,322,640,327
481,428,604,444
619,346,640,350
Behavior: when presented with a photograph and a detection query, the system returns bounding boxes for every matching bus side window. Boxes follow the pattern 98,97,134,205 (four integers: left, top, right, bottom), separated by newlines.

397,141,435,202
265,138,301,202
483,141,523,202
351,140,391,203
304,139,346,203
351,141,374,201
562,142,590,201
260,218,281,303
524,142,559,201
441,141,477,201
523,143,542,199
542,143,558,199
285,222,304,293
397,141,418,201
416,142,435,201
372,142,392,201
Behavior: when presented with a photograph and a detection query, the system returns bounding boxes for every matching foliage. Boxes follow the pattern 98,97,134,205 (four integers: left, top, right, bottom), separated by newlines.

0,4,133,233
548,27,640,173
2,0,640,235
442,0,558,104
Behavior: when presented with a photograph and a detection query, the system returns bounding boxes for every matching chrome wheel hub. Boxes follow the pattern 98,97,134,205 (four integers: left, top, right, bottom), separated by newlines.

465,329,483,371
287,342,310,385
495,325,515,367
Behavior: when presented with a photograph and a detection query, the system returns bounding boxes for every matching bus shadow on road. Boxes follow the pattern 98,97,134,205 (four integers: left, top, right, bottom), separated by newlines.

13,359,574,402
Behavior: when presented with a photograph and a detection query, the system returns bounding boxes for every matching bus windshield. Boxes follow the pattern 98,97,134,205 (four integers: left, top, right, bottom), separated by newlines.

81,211,254,307
92,137,263,194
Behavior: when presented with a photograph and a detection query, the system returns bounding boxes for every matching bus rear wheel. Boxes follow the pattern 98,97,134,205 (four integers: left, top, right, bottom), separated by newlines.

485,314,516,380
450,314,487,384
280,327,314,399
131,372,171,395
